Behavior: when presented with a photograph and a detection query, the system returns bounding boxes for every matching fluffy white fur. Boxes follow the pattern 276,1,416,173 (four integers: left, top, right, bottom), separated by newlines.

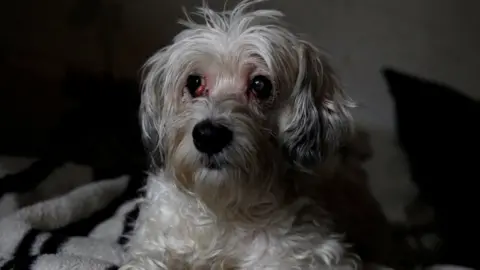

121,1,358,269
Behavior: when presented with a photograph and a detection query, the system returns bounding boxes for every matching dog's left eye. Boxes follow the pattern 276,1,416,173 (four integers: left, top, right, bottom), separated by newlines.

186,75,206,97
249,75,273,99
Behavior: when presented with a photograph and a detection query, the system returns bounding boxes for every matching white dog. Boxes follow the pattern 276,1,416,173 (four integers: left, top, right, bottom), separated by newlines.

122,1,364,269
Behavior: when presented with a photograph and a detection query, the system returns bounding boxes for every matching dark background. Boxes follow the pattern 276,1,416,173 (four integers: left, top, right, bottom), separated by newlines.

0,0,479,267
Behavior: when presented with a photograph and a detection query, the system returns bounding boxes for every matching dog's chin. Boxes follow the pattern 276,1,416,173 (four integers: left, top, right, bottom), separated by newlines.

199,154,229,170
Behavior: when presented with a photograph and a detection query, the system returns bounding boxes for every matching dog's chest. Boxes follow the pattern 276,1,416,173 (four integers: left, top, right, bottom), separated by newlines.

141,180,254,258
155,205,282,269
157,193,249,253
138,178,348,269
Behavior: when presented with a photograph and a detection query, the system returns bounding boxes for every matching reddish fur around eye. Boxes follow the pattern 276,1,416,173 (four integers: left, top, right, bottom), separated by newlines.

195,76,208,97
196,85,206,96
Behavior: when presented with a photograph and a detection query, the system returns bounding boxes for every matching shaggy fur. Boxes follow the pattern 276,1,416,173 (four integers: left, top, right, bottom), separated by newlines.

120,1,372,269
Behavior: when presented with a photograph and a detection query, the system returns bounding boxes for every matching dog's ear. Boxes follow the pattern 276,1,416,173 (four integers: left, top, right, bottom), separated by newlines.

279,41,354,169
139,48,171,169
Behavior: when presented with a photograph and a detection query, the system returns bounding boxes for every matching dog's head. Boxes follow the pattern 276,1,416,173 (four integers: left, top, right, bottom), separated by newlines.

140,0,354,205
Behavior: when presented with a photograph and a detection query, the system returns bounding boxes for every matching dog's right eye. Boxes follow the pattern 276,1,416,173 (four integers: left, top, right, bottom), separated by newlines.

249,75,273,100
186,75,206,97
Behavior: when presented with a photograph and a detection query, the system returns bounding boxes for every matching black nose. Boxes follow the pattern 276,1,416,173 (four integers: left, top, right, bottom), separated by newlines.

192,120,233,155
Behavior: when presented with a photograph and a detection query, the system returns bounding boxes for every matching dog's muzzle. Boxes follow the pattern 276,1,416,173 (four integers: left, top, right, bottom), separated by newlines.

192,119,233,155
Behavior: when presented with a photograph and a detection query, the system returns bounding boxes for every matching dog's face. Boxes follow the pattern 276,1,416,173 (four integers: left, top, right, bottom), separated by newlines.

140,1,353,203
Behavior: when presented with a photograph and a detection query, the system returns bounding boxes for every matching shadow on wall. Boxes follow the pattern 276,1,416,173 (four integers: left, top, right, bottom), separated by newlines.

0,0,198,160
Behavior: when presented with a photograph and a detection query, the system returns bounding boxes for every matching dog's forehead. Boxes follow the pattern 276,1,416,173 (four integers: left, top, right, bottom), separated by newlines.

174,13,299,62
179,29,276,56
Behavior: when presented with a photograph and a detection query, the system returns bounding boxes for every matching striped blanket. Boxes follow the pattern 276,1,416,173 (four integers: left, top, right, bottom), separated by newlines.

0,156,144,269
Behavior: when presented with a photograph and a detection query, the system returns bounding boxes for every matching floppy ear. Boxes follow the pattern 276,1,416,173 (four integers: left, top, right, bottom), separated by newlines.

139,48,171,169
279,41,354,169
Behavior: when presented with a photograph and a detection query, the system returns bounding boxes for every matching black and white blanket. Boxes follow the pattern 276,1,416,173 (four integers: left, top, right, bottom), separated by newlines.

0,156,144,269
